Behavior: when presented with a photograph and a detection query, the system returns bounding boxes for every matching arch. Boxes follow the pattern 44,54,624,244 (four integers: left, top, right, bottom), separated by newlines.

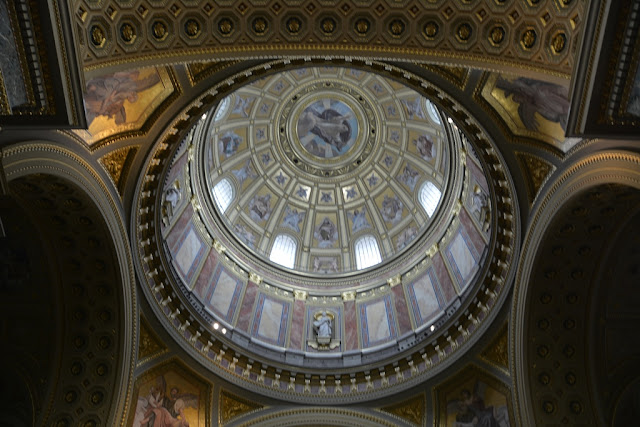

354,235,382,270
269,234,297,269
1,141,137,426
511,149,640,425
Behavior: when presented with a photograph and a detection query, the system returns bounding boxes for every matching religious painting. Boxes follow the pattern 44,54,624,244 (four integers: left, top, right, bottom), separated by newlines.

313,215,338,248
401,97,427,121
435,365,512,427
480,73,578,152
296,99,358,159
247,191,274,224
408,131,437,162
376,192,405,227
129,360,209,427
77,67,174,145
281,206,306,233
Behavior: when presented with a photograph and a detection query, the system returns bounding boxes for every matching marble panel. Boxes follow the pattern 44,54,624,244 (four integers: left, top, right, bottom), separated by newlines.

252,294,290,346
446,230,479,287
359,295,396,348
166,204,194,250
407,269,442,326
344,300,358,351
392,285,412,335
174,226,205,283
433,252,457,301
206,265,243,322
235,281,258,332
459,208,487,254
289,300,305,350
193,252,217,300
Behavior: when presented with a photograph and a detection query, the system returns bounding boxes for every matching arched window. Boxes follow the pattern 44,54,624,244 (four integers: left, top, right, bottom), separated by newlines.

419,181,442,217
270,234,297,269
425,99,441,125
213,96,231,122
212,178,234,213
354,235,382,270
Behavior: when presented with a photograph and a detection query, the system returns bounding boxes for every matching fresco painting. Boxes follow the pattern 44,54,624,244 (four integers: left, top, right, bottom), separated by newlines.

130,363,207,427
483,74,578,152
296,99,358,159
79,67,173,145
437,367,512,427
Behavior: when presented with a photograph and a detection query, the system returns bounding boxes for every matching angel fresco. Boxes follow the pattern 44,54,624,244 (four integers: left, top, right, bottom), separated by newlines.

495,77,569,132
132,375,198,427
314,217,338,248
84,70,161,126
446,381,509,427
380,195,404,225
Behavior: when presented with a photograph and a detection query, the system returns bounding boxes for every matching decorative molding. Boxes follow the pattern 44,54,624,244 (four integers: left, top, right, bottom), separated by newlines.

137,315,167,363
380,393,426,426
99,146,138,197
515,152,556,205
219,389,264,424
480,322,509,372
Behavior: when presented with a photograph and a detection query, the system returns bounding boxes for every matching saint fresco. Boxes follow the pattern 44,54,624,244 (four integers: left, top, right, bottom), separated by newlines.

296,99,358,159
130,364,207,427
444,380,510,427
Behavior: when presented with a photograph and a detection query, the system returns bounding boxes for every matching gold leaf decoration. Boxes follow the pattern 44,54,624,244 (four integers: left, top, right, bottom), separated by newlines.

420,64,470,89
187,60,241,85
138,315,166,361
516,152,555,204
380,393,425,426
99,146,138,196
480,324,509,371
220,389,263,424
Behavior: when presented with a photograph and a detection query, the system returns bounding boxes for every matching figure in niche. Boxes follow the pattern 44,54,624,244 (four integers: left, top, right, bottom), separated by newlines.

381,195,404,225
314,311,332,338
282,206,305,233
161,183,181,227
471,185,490,231
232,160,256,185
402,98,426,120
314,217,338,248
348,207,370,233
84,70,161,126
397,164,420,191
413,134,436,161
447,382,510,427
396,226,418,250
495,77,569,131
297,100,355,158
248,194,272,223
218,131,242,158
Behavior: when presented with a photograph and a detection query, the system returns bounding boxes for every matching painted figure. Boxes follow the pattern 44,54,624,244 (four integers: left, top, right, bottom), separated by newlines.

414,134,436,161
248,194,272,222
349,208,370,233
495,77,570,131
381,195,404,225
218,131,242,158
297,100,356,158
282,207,305,233
84,70,161,126
314,217,338,248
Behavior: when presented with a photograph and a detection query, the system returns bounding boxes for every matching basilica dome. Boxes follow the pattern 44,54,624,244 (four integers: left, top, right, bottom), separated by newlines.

145,61,511,403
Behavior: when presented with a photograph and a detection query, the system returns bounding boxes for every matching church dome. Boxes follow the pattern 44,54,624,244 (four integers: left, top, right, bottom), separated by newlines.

142,61,514,403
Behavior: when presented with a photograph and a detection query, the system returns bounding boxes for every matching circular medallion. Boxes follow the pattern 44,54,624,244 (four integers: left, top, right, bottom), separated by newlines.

295,99,358,159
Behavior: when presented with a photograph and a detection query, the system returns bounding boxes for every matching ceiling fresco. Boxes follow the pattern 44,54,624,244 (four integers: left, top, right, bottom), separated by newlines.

74,67,176,146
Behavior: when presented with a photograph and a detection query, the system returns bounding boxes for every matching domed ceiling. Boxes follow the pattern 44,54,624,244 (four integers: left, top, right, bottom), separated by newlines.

139,61,517,403
202,67,452,275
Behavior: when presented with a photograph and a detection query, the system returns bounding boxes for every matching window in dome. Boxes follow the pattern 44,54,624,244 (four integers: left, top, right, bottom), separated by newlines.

354,235,382,270
212,178,234,213
213,96,231,122
425,99,441,125
270,234,297,269
419,181,442,217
